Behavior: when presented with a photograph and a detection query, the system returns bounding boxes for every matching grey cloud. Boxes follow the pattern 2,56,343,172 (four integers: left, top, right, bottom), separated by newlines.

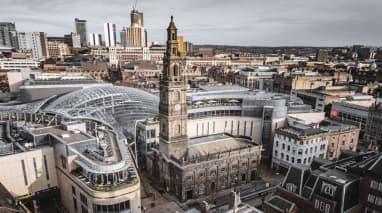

1,0,381,46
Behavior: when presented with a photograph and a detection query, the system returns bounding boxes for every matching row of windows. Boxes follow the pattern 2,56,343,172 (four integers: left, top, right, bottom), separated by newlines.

275,135,325,144
186,161,257,180
365,207,381,213
276,142,325,154
93,201,130,213
367,194,382,206
314,200,331,213
21,155,50,186
370,180,382,192
274,151,315,164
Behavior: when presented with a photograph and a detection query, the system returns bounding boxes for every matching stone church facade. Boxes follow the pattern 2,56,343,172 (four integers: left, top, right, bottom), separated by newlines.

146,16,262,202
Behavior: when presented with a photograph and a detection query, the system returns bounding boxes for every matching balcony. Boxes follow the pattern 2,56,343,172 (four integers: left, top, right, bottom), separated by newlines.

71,166,139,192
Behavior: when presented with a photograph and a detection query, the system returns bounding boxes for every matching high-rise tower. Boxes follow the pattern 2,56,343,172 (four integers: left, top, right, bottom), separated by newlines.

159,16,188,159
0,22,17,48
104,23,116,47
75,18,88,47
123,9,147,47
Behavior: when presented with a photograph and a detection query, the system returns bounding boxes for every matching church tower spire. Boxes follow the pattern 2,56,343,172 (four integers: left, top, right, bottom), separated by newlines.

159,16,188,159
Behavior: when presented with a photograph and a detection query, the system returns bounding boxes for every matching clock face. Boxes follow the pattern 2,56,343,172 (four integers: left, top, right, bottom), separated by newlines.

175,104,181,111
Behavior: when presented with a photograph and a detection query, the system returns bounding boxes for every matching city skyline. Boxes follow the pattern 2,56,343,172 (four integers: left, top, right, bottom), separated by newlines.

2,0,382,46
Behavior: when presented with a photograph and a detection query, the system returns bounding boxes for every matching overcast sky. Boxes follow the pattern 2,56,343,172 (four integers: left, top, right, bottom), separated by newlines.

1,0,382,46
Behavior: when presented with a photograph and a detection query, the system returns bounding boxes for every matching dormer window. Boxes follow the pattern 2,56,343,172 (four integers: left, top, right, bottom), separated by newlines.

321,182,337,198
285,183,297,193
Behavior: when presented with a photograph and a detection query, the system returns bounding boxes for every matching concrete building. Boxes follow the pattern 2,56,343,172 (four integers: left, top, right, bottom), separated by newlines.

120,29,127,47
146,17,262,202
70,32,81,48
0,85,160,212
184,41,194,56
235,66,277,91
316,49,329,62
47,40,70,58
364,105,382,151
74,18,88,47
177,35,185,57
273,71,349,94
89,33,102,46
320,119,360,160
16,32,48,59
104,23,116,47
272,123,328,173
0,22,17,48
7,69,110,101
106,46,165,65
0,58,39,70
291,86,354,112
123,10,147,47
331,94,375,132
125,27,146,48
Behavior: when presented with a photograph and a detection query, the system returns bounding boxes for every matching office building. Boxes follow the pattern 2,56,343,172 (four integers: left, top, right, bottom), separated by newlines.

0,58,40,71
291,86,354,112
273,71,349,94
331,94,375,132
177,35,185,57
364,105,382,151
235,66,278,91
70,32,81,48
124,10,147,47
104,23,116,47
47,40,70,58
319,119,360,160
16,32,48,59
89,33,102,46
74,18,88,47
131,10,144,27
272,123,328,173
120,29,127,47
184,41,194,56
0,22,17,48
316,49,329,62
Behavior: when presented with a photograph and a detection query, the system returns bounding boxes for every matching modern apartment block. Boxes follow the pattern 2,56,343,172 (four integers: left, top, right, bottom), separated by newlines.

0,22,17,48
16,32,48,59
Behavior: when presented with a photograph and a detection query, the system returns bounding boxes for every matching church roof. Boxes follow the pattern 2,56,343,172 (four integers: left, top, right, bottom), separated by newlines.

187,134,254,159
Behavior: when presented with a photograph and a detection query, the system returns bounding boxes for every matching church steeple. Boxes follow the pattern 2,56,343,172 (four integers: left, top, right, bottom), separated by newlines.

159,16,188,159
163,16,182,81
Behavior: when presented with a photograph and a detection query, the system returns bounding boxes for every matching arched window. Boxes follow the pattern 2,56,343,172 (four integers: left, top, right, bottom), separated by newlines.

177,124,181,135
173,64,179,77
172,33,176,40
175,91,180,101
162,123,166,134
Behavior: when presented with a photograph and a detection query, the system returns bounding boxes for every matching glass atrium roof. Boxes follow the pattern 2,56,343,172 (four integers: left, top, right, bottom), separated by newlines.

43,86,159,134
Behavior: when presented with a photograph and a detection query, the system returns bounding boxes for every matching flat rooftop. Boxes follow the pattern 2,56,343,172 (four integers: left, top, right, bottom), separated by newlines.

265,195,295,212
188,134,255,157
32,127,91,143
278,124,326,137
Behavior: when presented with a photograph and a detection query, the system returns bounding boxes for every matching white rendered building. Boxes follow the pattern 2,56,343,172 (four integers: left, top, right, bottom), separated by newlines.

272,123,328,173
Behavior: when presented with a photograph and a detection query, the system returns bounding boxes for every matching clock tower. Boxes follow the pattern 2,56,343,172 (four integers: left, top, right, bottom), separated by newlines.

159,16,188,159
